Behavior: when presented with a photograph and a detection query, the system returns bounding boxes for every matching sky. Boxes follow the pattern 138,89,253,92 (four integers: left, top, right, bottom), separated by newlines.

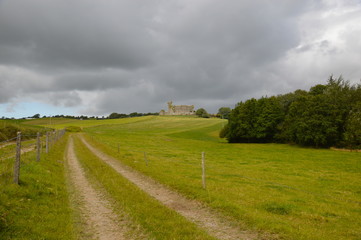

1,0,361,118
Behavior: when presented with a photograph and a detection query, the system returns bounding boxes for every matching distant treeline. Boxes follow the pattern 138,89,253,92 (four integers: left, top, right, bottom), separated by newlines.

220,76,361,149
0,112,160,121
108,112,159,119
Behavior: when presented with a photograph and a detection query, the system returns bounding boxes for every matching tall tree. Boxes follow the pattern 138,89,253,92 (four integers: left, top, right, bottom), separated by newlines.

196,108,210,118
344,101,361,149
218,107,231,119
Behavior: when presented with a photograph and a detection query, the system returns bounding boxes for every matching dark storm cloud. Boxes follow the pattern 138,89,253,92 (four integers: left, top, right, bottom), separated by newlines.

42,91,82,108
0,0,157,70
141,0,315,105
0,0,360,115
0,65,52,103
55,69,133,91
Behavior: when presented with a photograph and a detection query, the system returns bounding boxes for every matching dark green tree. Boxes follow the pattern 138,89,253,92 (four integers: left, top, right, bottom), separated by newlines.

254,97,284,142
344,101,361,149
283,94,339,147
282,76,354,147
222,75,360,148
217,107,231,119
196,108,210,118
226,99,257,142
108,112,120,119
224,97,284,143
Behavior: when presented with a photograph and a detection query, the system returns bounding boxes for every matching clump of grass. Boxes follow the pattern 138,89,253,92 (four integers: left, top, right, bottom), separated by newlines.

262,202,294,215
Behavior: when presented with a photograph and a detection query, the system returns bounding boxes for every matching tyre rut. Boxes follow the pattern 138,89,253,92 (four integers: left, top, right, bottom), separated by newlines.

66,137,135,240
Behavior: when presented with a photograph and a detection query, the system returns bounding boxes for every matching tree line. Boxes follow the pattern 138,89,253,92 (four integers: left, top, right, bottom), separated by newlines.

220,76,361,149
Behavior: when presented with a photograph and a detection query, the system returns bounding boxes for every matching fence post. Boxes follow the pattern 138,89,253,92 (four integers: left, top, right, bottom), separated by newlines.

36,132,40,162
46,132,49,153
13,132,21,184
51,131,54,147
144,152,148,166
202,152,206,189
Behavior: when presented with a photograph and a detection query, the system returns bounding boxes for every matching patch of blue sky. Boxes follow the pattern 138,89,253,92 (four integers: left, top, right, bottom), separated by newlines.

0,102,76,119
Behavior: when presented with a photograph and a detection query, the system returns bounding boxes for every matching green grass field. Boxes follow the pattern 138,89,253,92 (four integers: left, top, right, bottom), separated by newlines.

80,116,361,240
24,117,149,129
0,134,75,239
2,116,360,239
72,135,216,240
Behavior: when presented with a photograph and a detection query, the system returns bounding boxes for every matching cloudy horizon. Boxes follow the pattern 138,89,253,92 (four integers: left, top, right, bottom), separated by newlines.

1,0,361,118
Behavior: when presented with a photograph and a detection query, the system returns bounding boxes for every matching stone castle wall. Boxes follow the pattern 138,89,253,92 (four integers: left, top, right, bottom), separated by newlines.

159,101,195,115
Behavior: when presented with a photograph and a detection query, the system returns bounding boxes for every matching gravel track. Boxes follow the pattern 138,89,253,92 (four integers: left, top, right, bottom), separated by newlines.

66,137,133,240
80,135,266,240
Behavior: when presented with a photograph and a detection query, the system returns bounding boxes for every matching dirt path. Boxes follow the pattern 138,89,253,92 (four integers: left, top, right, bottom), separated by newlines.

21,145,36,154
80,136,267,240
66,137,132,240
0,142,14,149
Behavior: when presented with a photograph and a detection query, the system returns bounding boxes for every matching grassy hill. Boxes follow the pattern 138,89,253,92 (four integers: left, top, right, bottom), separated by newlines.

1,116,360,239
0,120,47,142
24,117,150,130
82,116,360,240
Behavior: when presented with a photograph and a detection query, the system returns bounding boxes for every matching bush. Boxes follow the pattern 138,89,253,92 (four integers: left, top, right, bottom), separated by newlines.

65,126,82,132
219,124,229,138
196,108,210,118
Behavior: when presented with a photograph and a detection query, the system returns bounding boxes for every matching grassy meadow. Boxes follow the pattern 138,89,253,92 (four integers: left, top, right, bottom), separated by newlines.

1,115,360,239
24,117,149,130
0,133,75,239
79,116,360,240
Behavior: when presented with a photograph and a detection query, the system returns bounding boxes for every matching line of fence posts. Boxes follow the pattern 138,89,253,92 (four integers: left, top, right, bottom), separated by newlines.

10,129,66,185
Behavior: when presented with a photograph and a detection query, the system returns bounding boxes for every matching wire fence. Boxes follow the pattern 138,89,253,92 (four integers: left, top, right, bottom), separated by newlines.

0,129,66,185
91,137,361,205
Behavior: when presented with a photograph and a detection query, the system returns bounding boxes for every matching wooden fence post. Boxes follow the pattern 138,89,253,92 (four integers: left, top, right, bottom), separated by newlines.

144,152,148,166
46,132,49,153
202,152,206,189
36,132,40,162
13,132,21,184
51,131,55,147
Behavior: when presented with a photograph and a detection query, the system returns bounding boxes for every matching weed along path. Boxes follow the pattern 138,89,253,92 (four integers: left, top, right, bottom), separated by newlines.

66,137,133,240
79,135,263,240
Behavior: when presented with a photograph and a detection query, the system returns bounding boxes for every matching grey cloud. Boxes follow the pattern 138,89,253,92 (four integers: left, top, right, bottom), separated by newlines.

55,69,134,91
0,0,360,116
143,0,313,106
36,91,82,108
81,86,158,115
0,65,53,103
0,0,158,71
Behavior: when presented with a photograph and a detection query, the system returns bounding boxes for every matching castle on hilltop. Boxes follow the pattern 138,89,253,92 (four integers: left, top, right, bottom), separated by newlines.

159,101,196,116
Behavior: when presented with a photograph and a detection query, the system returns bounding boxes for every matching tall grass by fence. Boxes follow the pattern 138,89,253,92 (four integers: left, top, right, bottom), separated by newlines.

0,129,66,185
